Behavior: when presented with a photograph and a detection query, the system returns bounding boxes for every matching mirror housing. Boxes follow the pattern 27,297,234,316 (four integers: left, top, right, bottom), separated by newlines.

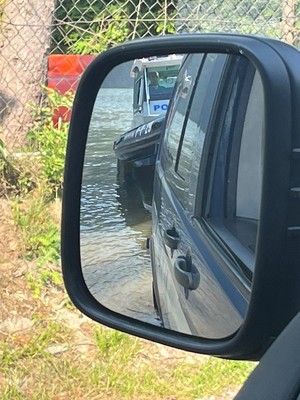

62,34,300,360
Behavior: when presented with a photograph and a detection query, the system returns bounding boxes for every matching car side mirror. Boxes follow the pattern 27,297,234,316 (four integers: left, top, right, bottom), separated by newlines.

62,34,300,360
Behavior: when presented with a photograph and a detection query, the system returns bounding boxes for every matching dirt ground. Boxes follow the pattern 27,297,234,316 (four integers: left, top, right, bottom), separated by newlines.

0,198,196,358
0,199,246,399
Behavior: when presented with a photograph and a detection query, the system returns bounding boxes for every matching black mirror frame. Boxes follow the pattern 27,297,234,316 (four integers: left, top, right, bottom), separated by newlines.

61,33,300,360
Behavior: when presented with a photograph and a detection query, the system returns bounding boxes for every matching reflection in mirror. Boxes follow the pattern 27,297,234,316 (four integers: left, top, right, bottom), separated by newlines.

80,53,264,339
80,60,161,325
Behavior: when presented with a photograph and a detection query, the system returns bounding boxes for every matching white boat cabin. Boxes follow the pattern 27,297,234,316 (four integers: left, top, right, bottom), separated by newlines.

130,55,183,127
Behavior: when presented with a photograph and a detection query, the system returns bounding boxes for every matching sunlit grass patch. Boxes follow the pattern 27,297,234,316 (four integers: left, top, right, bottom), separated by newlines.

0,319,256,399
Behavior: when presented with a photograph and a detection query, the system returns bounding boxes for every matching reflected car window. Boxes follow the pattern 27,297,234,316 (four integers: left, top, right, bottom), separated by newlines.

161,53,204,174
205,63,263,272
175,54,227,210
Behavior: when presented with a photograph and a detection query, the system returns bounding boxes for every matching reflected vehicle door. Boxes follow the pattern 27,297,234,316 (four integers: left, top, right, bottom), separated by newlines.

152,53,262,338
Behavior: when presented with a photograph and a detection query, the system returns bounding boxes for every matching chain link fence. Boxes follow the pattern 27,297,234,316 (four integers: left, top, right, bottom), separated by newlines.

0,0,299,149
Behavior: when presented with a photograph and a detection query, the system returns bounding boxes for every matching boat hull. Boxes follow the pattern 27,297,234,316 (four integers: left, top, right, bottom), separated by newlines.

113,116,165,167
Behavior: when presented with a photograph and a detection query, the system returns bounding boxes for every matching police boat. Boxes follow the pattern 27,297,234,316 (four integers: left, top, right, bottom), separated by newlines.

113,115,165,168
130,55,183,127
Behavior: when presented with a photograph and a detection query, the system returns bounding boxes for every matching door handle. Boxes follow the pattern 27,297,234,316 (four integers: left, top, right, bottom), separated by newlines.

174,256,200,290
164,228,180,249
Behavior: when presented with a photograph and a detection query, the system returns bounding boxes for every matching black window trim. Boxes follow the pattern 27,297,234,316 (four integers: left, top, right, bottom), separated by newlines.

224,63,256,220
173,53,207,178
194,55,240,217
196,55,258,277
160,53,204,174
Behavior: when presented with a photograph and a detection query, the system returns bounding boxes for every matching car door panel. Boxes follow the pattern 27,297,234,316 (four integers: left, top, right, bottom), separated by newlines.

153,171,246,338
151,53,257,338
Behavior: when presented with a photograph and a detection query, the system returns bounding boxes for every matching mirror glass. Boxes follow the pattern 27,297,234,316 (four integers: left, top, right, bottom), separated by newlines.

80,53,264,339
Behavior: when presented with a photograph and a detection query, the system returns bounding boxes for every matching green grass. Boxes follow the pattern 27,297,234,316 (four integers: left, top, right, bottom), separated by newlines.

12,191,61,265
0,319,256,399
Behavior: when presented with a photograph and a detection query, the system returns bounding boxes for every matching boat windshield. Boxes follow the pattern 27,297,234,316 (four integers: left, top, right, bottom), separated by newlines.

146,65,180,101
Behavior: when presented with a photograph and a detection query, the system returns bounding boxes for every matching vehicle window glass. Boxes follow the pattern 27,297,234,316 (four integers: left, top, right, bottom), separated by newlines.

161,53,204,175
236,72,263,222
205,65,263,272
134,77,142,109
147,65,181,101
174,54,227,209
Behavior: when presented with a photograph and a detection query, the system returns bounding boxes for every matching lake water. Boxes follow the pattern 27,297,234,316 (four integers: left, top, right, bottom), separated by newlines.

80,88,160,325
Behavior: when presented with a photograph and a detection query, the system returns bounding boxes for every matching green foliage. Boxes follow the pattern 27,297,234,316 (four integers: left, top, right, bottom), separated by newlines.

52,0,176,54
0,138,9,193
51,0,105,53
91,328,255,398
26,268,63,298
26,272,43,298
1,88,69,267
67,3,131,54
50,0,300,55
1,88,71,197
155,10,176,34
12,193,60,265
1,317,256,398
0,137,6,172
26,87,72,196
0,139,38,196
189,358,255,397
40,268,63,286
94,326,140,359
0,320,69,370
9,86,67,264
181,0,283,36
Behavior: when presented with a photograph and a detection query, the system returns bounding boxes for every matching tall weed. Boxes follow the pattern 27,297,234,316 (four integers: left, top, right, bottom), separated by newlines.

26,87,73,196
4,88,73,267
1,88,72,197
0,138,36,196
12,190,60,265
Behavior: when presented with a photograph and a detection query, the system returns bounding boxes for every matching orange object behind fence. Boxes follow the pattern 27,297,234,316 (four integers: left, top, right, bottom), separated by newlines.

48,54,95,125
